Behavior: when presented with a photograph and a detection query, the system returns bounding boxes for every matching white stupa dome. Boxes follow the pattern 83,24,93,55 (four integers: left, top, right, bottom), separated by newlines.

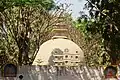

32,36,84,65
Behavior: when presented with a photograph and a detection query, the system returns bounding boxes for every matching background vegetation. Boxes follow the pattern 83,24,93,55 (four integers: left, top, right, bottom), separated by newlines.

0,0,120,67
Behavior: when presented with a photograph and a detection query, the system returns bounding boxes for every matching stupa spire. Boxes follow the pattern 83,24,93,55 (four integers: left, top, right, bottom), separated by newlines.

52,17,69,38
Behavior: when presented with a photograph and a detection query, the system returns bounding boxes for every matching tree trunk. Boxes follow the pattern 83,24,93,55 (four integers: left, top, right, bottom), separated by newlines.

18,51,22,66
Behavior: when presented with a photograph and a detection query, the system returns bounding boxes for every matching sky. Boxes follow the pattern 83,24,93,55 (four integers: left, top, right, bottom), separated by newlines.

55,0,88,20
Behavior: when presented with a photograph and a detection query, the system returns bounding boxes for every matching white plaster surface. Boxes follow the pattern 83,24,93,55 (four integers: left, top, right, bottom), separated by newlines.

32,38,84,65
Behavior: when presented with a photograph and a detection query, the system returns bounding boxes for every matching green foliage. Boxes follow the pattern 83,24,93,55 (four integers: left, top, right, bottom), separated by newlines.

3,5,55,65
0,1,71,66
0,0,55,12
74,17,111,66
0,0,56,66
85,0,120,64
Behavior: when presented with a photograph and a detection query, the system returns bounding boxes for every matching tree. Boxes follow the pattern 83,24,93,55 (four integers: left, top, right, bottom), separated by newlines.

85,0,120,65
0,0,55,12
0,2,71,66
0,0,55,66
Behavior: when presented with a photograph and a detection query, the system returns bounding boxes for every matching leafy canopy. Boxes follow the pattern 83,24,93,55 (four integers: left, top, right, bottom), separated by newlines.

85,0,120,64
0,0,55,12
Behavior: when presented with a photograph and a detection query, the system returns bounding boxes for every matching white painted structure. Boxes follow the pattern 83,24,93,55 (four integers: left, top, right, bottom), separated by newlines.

32,36,84,66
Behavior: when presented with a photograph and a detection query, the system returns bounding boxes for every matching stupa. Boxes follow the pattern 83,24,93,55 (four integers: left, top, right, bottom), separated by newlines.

32,17,84,66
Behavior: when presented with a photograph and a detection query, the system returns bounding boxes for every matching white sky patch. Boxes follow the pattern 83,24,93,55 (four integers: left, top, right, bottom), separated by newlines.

55,0,89,20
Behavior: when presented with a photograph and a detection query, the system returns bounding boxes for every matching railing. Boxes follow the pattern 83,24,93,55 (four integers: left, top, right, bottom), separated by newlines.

0,65,104,80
